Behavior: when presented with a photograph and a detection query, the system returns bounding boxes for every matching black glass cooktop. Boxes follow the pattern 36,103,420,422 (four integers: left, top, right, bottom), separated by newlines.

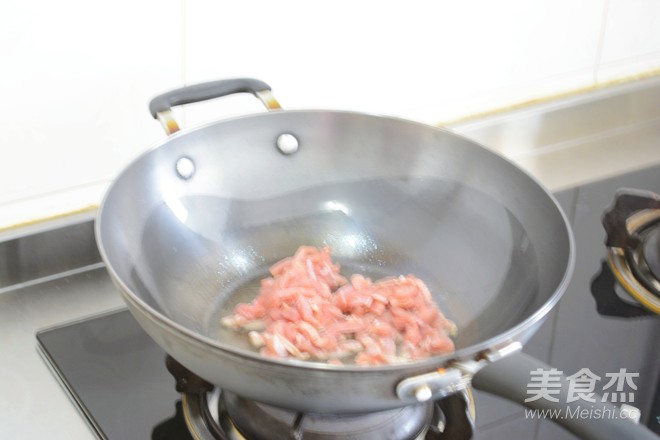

37,309,193,439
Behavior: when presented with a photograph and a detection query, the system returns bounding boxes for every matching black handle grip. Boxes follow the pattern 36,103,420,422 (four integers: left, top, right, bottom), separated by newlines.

472,352,659,440
149,78,273,118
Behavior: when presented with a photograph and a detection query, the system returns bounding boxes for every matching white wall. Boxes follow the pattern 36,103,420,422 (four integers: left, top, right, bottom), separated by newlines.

2,0,660,229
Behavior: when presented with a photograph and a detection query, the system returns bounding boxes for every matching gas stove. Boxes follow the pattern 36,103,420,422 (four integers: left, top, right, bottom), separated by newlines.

36,192,660,440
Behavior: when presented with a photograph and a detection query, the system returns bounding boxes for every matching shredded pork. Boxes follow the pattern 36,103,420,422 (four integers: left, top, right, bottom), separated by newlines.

221,246,456,365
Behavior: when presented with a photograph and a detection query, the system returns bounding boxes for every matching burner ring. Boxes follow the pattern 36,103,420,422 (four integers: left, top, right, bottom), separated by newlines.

606,209,660,315
631,222,660,291
166,350,477,439
221,388,476,440
221,391,434,440
608,249,660,314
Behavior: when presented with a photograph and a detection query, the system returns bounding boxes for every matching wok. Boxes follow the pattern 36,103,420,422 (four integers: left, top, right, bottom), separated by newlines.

96,79,655,439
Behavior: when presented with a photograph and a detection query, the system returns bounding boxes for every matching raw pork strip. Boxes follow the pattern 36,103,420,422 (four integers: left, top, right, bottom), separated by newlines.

221,246,456,365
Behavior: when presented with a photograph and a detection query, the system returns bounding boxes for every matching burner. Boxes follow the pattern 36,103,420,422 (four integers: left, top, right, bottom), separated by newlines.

165,356,475,440
636,223,660,291
221,391,433,440
598,188,660,315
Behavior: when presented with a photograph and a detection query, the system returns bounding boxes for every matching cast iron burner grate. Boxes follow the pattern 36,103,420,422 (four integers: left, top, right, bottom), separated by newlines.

591,188,660,317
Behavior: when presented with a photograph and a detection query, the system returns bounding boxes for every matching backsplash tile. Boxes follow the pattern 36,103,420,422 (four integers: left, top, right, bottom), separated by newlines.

599,0,660,64
0,0,182,211
2,0,660,230
596,0,660,82
182,0,604,125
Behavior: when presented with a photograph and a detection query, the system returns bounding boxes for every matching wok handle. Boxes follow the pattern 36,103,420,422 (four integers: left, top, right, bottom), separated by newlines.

148,78,281,135
471,352,658,440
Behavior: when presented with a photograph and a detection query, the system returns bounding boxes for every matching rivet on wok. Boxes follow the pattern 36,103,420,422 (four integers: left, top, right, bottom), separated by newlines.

414,384,433,402
276,133,299,155
175,156,195,179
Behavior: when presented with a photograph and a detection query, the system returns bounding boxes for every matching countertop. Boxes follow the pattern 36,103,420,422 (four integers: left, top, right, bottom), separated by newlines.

0,268,122,439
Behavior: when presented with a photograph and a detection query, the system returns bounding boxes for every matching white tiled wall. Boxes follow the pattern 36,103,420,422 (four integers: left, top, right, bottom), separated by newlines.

2,0,660,232
0,0,182,231
183,1,604,124
597,0,660,81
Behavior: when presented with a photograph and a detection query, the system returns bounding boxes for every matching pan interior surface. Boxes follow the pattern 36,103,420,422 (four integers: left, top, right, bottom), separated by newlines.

124,177,537,354
97,111,572,365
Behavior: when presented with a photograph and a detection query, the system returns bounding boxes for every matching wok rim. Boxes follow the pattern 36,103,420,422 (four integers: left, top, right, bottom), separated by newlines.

95,109,576,373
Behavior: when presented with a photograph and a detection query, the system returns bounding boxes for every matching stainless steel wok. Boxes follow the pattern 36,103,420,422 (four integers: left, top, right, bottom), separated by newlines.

96,79,657,439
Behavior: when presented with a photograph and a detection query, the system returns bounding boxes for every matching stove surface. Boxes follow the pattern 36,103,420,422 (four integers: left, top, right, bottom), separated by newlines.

37,309,191,440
